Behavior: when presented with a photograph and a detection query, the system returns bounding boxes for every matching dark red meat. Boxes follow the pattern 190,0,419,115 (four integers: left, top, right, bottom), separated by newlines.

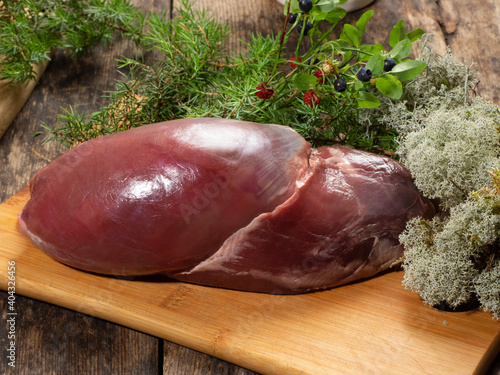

18,118,434,293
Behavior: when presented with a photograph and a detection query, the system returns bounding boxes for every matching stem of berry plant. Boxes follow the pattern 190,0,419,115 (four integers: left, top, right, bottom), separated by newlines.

335,48,375,71
299,16,343,68
294,14,309,62
279,0,291,46
272,0,292,77
341,47,375,55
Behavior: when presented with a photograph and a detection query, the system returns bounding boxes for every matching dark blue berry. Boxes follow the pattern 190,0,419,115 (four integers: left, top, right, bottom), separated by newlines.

383,58,397,72
299,0,313,13
334,78,347,92
288,13,297,24
297,21,313,36
357,68,372,82
307,58,320,66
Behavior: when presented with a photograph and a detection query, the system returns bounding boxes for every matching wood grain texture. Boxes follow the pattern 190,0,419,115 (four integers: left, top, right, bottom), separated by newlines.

1,188,499,375
0,294,160,374
163,341,256,375
185,0,286,54
439,0,500,103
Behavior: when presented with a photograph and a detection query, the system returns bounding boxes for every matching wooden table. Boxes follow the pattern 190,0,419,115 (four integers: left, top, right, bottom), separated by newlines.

1,0,499,373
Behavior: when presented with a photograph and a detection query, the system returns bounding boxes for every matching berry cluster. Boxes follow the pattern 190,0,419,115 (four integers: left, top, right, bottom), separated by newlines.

253,0,426,151
303,89,320,107
357,68,372,82
303,59,350,105
255,83,274,99
289,0,313,36
383,58,396,72
298,0,312,13
289,55,301,69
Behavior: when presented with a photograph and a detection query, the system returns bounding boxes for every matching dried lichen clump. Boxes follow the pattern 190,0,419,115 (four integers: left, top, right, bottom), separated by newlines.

392,41,500,319
400,176,500,319
397,98,500,209
475,262,500,319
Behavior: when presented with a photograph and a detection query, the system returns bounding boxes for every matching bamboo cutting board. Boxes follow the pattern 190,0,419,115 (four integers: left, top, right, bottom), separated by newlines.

1,187,499,375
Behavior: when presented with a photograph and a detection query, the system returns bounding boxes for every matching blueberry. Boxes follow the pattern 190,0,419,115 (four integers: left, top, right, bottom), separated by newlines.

383,58,397,72
297,20,313,36
299,0,313,13
307,57,320,66
334,78,347,92
357,68,372,82
288,13,297,24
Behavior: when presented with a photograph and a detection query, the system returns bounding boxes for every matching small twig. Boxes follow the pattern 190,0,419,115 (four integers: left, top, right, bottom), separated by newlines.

271,0,291,76
484,252,496,273
279,0,291,47
447,177,468,198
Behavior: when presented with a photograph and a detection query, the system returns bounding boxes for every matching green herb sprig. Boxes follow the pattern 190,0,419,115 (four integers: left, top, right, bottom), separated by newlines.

0,0,145,84
34,0,425,152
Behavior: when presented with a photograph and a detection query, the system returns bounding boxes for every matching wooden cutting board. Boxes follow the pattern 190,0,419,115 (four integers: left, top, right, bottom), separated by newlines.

1,187,499,375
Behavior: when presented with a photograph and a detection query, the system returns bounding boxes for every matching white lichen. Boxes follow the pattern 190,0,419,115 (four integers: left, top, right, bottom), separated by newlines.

361,36,500,319
475,262,500,319
397,99,500,209
401,186,500,317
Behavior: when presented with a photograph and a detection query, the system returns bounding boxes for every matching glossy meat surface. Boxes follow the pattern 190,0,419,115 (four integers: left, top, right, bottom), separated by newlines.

18,118,310,275
173,146,434,293
18,118,434,293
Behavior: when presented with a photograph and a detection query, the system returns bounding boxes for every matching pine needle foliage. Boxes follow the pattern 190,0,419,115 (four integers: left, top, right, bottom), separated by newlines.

24,0,426,151
0,0,145,84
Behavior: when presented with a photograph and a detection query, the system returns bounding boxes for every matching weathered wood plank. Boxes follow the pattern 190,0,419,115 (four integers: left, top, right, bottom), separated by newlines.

163,341,257,375
0,292,160,374
184,0,286,54
439,0,500,103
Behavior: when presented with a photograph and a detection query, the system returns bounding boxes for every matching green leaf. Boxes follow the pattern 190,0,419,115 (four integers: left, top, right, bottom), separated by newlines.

312,0,339,14
291,73,318,90
324,7,347,24
389,39,412,60
391,60,426,81
286,0,301,15
309,11,328,22
407,28,425,42
376,74,403,99
389,20,406,48
283,0,290,14
365,54,384,75
355,10,374,35
355,91,380,108
358,43,384,62
340,24,363,47
353,77,364,91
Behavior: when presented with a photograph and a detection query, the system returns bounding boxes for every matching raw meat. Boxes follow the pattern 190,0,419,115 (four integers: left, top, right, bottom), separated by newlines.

18,118,434,293
173,146,434,293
